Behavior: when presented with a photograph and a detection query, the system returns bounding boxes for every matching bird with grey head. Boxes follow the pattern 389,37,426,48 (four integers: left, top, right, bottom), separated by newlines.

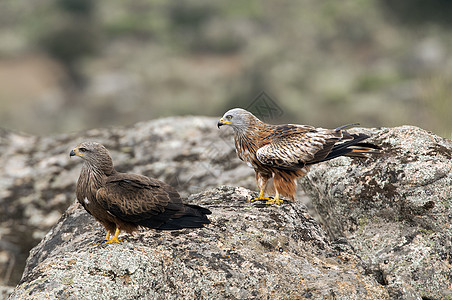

217,108,259,133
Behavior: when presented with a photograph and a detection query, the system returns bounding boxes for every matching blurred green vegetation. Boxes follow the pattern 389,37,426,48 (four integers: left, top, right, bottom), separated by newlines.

0,0,451,138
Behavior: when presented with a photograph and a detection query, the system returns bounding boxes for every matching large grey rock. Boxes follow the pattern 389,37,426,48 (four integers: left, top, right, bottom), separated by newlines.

3,120,450,299
0,118,237,288
301,126,452,299
10,186,389,299
0,117,308,293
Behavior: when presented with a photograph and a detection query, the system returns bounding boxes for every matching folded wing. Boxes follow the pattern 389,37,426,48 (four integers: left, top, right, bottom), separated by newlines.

256,124,379,170
96,173,210,230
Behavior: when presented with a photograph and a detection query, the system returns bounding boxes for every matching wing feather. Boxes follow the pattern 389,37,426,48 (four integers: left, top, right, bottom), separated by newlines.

96,173,183,225
256,125,342,170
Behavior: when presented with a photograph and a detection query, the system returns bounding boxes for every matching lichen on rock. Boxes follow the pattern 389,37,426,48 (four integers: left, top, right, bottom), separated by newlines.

10,186,388,299
301,125,452,299
3,121,451,299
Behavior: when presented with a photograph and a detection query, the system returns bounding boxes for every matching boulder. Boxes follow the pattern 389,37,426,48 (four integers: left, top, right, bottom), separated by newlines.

0,117,232,287
0,117,307,292
10,186,388,299
301,126,452,299
3,120,451,299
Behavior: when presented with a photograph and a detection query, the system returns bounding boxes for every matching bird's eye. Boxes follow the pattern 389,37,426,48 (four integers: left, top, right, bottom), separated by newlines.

226,115,232,120
79,147,87,152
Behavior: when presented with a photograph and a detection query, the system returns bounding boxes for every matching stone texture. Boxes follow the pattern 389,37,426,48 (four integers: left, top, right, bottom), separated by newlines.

300,125,452,299
2,119,451,299
0,117,308,292
0,117,234,287
10,186,388,300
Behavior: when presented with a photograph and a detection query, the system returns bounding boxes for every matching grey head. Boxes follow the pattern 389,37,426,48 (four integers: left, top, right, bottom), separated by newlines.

70,141,114,173
217,108,259,133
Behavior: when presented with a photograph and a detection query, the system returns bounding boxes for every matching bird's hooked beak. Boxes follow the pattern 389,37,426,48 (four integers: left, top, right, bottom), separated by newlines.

70,148,82,157
217,118,231,129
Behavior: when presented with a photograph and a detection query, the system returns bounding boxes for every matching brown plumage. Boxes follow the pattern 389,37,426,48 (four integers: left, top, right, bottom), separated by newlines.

70,142,211,244
218,108,381,205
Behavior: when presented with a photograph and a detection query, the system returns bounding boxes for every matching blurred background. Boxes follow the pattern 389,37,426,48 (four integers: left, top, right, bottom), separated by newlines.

1,1,452,294
0,0,451,138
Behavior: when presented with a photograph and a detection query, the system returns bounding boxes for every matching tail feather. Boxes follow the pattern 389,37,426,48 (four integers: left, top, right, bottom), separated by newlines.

334,123,360,131
309,133,382,164
157,215,211,230
346,143,382,157
185,204,212,215
156,204,211,230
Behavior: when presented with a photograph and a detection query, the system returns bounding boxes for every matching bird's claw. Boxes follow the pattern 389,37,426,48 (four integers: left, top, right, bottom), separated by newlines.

247,197,271,203
102,237,123,245
265,198,283,205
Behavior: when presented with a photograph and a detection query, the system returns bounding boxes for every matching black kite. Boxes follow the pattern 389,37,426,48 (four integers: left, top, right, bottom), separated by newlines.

70,142,211,244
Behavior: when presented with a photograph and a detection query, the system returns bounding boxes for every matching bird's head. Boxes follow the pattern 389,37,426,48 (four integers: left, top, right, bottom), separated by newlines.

70,141,114,173
217,108,256,132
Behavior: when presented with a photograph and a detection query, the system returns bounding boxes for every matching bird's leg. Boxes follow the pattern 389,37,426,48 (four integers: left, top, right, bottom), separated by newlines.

265,190,283,205
249,173,271,202
102,228,123,245
248,189,269,202
93,230,112,246
105,230,111,241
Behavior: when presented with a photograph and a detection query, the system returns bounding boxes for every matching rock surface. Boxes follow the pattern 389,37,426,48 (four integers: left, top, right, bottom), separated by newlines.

301,125,452,299
0,117,234,287
10,186,389,299
2,120,451,299
0,116,308,292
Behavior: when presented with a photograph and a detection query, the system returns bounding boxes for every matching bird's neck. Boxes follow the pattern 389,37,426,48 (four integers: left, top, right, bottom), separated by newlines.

79,164,102,190
233,116,268,139
77,163,115,196
233,117,270,152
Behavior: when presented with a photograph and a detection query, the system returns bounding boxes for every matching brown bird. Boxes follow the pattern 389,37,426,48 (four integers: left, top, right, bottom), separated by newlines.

217,108,381,205
70,142,211,244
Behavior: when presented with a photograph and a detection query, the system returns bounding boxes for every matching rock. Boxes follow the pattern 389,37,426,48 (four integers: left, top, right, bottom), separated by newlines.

0,286,14,300
300,125,452,299
10,186,389,299
0,117,236,288
4,119,450,298
0,117,308,289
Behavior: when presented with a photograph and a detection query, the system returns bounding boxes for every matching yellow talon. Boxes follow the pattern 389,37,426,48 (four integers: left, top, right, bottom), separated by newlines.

248,190,270,202
265,191,283,205
249,197,271,202
102,237,123,245
265,198,283,205
101,228,123,245
94,230,113,245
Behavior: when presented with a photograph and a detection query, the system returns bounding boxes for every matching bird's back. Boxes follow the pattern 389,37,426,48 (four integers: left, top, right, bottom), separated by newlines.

97,172,211,230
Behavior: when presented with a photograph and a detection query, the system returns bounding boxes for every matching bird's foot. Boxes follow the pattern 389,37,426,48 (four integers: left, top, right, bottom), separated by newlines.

248,196,271,203
102,236,123,245
248,190,269,203
265,197,284,205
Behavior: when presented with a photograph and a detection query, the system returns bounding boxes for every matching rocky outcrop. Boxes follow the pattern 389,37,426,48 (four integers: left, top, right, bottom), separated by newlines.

10,186,389,299
2,119,451,299
301,126,452,299
0,116,308,292
0,117,250,289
